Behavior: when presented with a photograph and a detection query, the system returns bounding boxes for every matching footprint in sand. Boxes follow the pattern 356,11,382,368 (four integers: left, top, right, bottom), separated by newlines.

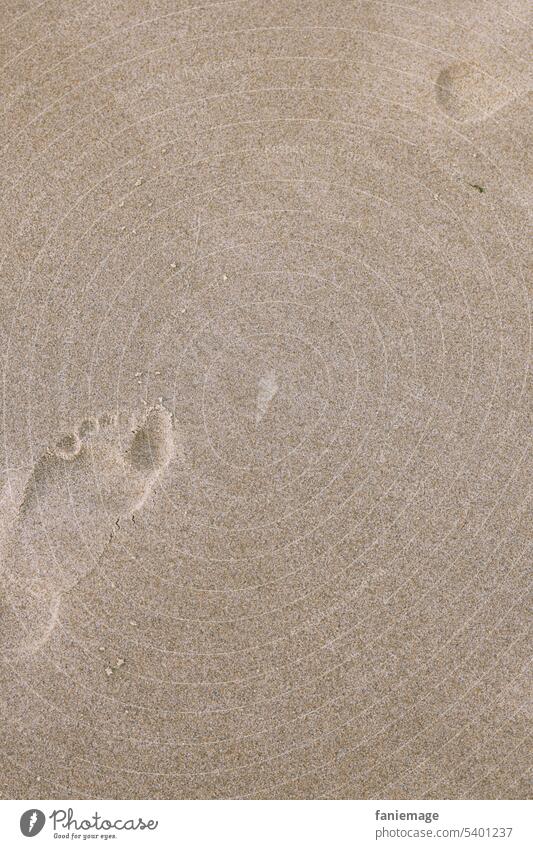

435,62,516,122
0,405,174,656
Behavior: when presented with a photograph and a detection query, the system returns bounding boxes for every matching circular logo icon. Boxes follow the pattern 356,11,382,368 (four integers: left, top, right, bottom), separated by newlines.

20,810,46,837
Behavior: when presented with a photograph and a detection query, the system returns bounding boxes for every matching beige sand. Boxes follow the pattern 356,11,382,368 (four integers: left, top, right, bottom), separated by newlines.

0,1,531,799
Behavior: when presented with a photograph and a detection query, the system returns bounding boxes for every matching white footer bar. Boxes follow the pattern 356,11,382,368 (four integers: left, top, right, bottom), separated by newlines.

0,799,530,847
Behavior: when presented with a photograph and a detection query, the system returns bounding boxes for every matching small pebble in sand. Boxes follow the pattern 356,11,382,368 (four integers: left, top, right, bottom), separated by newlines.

105,666,113,677
134,178,143,187
223,274,228,281
98,646,105,653
119,200,125,207
116,658,126,668
129,620,138,627
170,262,177,269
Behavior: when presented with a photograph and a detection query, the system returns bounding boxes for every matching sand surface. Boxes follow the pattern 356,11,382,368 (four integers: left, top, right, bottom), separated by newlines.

0,1,531,799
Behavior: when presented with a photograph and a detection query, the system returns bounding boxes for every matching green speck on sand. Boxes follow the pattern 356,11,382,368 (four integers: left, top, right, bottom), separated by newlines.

468,182,486,193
